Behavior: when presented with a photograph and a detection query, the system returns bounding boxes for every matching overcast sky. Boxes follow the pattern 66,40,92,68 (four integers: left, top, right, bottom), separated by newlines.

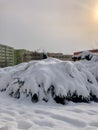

0,0,98,54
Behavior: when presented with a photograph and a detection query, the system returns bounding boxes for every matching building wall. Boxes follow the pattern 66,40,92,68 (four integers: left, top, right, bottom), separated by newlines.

14,49,30,65
23,51,43,62
23,51,72,62
47,53,72,61
0,44,14,67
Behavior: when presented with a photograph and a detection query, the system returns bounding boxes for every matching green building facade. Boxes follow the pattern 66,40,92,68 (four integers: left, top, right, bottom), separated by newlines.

14,49,29,65
0,44,14,67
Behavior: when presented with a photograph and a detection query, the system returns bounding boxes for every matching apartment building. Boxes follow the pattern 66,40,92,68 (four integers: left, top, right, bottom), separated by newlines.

14,49,30,65
23,51,43,62
47,53,72,61
0,44,72,67
0,44,14,67
23,51,72,62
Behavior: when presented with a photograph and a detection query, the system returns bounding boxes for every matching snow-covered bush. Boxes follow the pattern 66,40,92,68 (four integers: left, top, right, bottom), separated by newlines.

0,57,98,104
72,51,98,61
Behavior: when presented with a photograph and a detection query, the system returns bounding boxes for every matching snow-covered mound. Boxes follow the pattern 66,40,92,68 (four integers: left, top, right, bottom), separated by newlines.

0,57,98,104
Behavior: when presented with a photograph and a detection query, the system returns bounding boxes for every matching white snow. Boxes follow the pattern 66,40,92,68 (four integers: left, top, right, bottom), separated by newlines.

0,93,98,130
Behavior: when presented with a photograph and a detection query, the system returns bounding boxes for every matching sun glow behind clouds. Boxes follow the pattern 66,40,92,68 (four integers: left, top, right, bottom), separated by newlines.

93,4,98,22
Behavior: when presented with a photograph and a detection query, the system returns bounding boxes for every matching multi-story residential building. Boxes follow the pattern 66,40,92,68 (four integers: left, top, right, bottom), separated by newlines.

23,51,72,62
47,53,72,61
0,44,14,67
14,49,30,65
0,43,72,67
23,51,43,62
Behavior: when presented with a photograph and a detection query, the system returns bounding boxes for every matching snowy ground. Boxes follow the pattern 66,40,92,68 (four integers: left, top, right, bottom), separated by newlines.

0,93,98,130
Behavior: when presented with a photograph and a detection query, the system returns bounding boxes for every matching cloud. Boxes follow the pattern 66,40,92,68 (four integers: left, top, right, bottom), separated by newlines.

0,0,98,54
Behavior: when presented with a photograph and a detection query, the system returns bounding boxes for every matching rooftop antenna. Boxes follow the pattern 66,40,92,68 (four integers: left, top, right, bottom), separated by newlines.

36,48,41,52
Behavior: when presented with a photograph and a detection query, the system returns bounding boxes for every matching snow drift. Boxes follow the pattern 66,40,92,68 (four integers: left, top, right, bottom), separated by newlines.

0,55,98,104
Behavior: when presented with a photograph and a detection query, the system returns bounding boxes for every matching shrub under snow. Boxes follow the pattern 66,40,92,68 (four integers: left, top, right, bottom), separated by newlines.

73,51,98,61
0,57,98,104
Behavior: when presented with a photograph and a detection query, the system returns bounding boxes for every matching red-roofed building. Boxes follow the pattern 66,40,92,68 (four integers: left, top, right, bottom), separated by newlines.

74,49,98,56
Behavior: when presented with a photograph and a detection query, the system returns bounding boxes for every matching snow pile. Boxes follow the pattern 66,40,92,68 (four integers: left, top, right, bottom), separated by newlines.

0,57,98,104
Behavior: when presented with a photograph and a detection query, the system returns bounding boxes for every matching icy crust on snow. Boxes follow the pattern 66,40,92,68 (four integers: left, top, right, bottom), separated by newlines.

0,57,98,104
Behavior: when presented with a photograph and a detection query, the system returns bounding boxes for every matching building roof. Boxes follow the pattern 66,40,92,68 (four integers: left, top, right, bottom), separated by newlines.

0,43,14,49
74,49,98,56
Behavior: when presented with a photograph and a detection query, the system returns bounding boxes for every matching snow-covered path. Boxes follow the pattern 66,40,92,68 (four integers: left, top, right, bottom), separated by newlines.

0,93,98,130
